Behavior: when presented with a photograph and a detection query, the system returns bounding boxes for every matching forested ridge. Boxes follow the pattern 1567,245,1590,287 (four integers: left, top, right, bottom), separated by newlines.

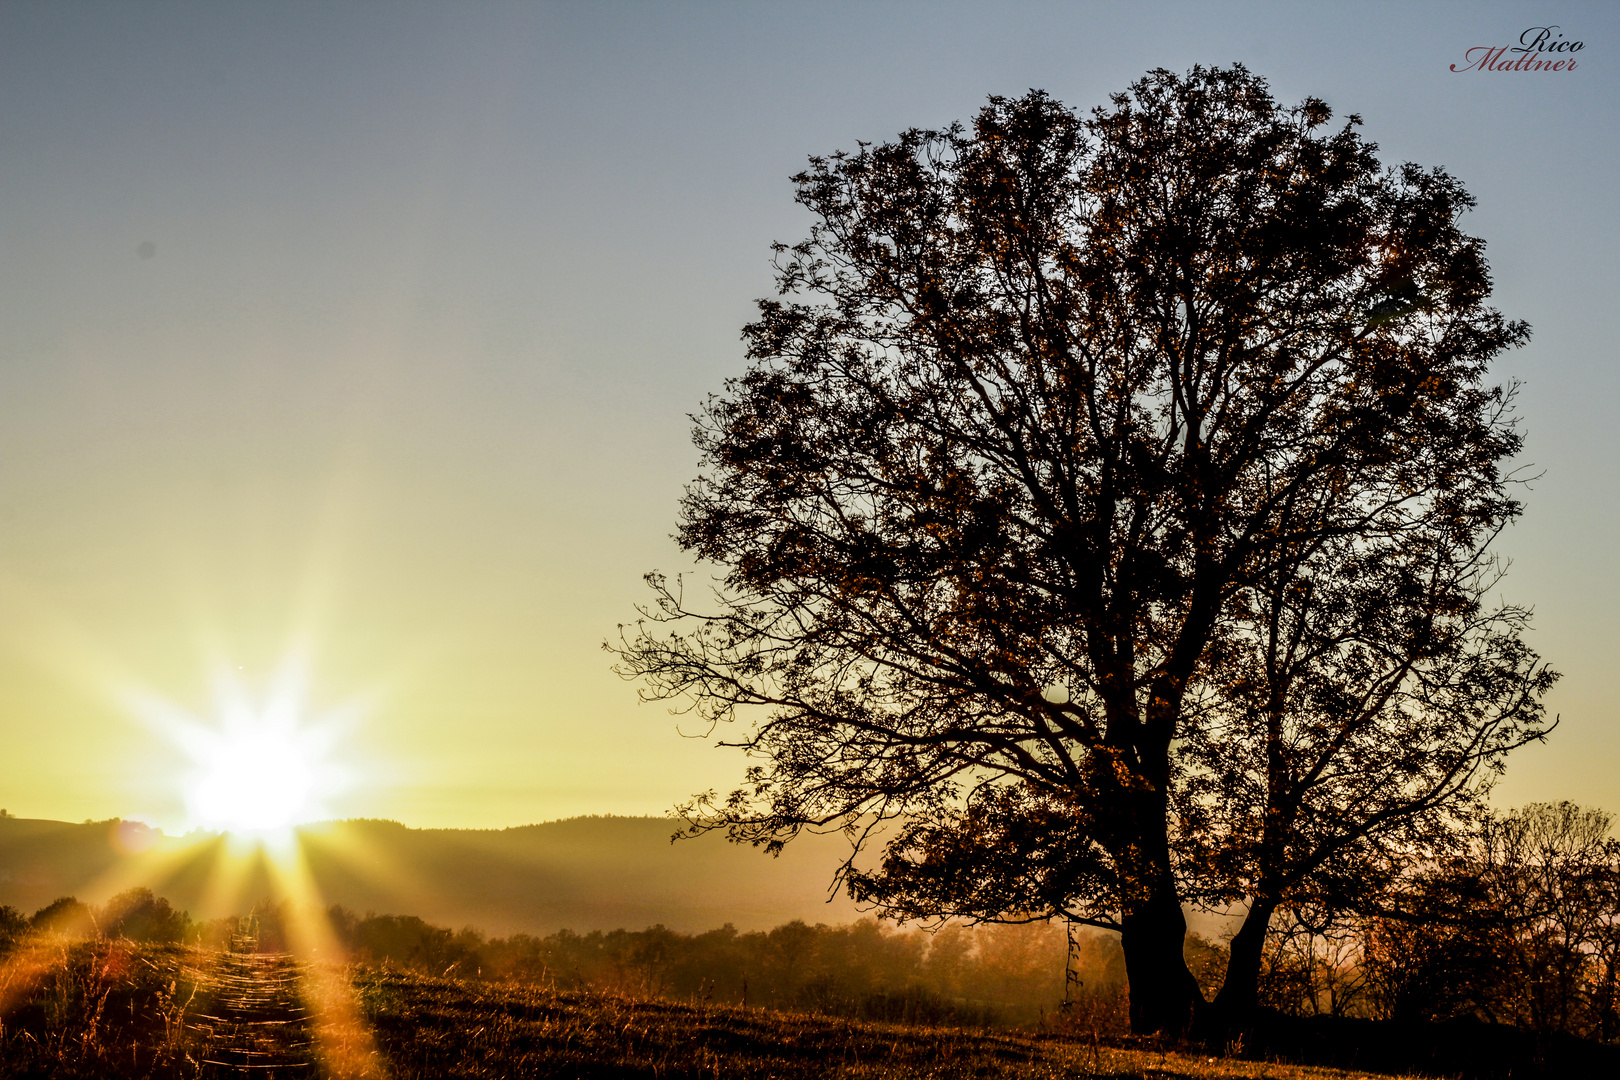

0,813,860,934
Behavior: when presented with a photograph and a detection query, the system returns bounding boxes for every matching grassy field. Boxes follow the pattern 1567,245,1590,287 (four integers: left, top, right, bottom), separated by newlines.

0,937,1418,1079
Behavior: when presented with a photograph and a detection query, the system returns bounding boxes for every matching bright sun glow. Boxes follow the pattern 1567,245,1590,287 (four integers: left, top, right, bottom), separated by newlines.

126,652,356,835
190,726,318,832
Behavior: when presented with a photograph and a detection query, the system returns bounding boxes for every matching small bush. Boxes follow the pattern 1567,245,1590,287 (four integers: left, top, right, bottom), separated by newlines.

29,896,94,937
98,888,194,944
0,904,26,954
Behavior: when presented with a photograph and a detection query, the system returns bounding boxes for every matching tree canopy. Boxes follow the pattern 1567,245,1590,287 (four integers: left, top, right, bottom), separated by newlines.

615,64,1555,1035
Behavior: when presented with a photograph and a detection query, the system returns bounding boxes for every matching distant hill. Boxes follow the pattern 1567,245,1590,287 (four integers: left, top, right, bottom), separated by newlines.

0,815,863,934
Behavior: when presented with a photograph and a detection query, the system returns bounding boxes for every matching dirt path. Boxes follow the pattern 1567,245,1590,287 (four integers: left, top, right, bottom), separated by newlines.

191,930,316,1077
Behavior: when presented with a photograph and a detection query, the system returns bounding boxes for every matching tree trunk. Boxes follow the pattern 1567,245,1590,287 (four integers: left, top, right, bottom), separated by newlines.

1202,899,1276,1038
1105,695,1206,1036
1119,887,1204,1035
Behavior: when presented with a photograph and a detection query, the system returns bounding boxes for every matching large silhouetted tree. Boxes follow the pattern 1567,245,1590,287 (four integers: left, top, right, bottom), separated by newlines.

614,65,1555,1035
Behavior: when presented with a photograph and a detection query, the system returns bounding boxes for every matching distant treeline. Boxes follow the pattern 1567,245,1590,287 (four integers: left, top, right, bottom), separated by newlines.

0,888,1124,1027
1,889,192,947
278,906,1123,1027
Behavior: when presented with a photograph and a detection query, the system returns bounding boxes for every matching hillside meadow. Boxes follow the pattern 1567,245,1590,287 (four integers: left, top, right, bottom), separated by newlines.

0,936,1415,1080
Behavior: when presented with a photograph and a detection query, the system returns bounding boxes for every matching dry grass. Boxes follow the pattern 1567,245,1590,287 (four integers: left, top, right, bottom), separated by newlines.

355,967,1418,1079
0,938,213,1077
0,938,1424,1079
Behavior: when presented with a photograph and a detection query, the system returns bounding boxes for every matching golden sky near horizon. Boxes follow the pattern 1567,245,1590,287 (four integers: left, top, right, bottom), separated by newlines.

1,2,1617,832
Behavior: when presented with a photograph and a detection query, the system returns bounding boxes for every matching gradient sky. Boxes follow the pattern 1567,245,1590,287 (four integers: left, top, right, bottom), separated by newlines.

1,1,1616,831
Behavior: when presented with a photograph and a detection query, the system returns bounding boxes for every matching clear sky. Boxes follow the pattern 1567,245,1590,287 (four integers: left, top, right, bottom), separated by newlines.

1,1,1615,832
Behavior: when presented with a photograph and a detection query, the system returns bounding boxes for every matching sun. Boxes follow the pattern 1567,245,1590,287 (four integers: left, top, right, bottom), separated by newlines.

188,725,319,832
176,663,348,835
126,653,354,836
